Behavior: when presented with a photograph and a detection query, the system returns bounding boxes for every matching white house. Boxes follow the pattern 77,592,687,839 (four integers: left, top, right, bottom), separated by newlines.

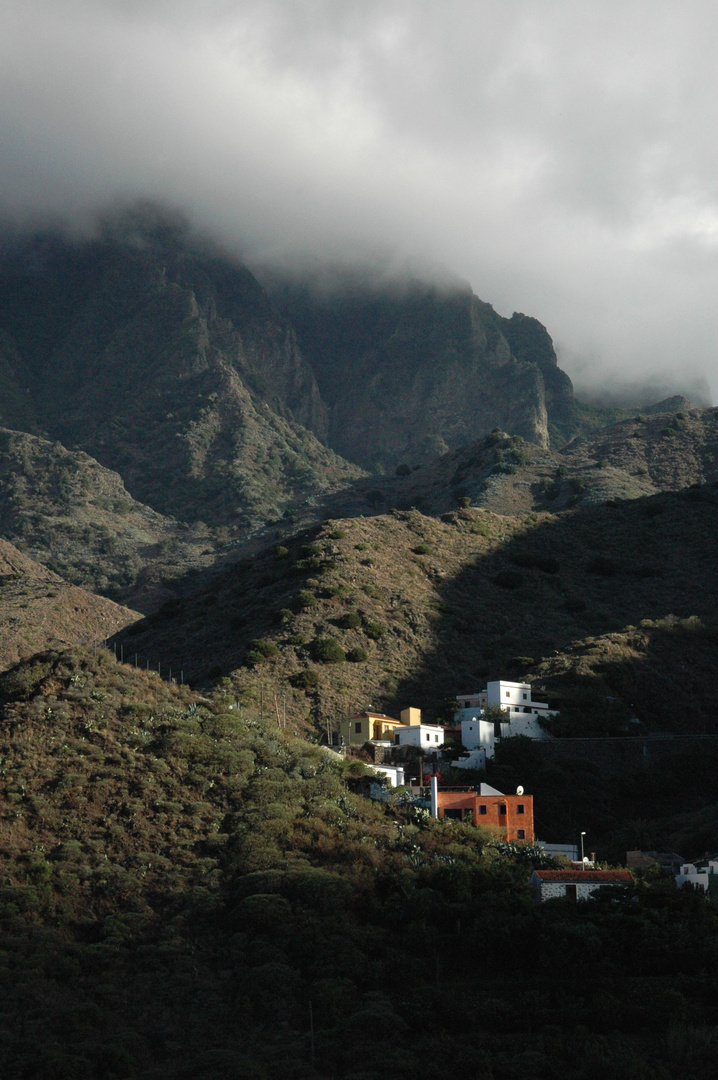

453,747,487,772
395,723,444,748
676,860,718,893
456,680,556,758
369,764,406,788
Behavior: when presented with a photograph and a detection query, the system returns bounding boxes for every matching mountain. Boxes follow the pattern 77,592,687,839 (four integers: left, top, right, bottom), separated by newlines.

267,271,577,468
3,646,716,1079
0,536,138,669
0,214,361,530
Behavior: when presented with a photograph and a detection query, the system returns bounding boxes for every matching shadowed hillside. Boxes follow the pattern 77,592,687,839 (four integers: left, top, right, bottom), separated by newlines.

112,482,718,735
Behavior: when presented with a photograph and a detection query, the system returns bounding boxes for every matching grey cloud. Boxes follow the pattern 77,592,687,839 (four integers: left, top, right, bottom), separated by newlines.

0,0,716,403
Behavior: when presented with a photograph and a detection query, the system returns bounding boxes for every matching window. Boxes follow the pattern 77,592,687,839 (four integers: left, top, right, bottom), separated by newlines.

434,734,439,742
517,804,525,814
479,805,487,815
517,829,525,840
565,884,577,903
499,804,507,815
354,722,362,734
522,693,528,700
505,691,510,697
426,733,430,742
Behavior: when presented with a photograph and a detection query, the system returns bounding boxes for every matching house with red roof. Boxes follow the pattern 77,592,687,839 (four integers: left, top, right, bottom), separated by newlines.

530,868,634,903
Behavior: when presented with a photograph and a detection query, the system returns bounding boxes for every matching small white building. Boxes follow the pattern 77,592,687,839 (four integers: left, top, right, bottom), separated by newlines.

456,680,556,758
530,869,634,902
676,860,718,893
369,764,406,788
453,747,487,772
395,723,444,748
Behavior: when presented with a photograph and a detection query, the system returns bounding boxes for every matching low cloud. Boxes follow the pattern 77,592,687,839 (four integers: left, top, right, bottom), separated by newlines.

1,0,716,404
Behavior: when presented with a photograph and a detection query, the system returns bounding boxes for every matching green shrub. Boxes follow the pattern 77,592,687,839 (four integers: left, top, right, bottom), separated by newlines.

289,669,319,690
277,608,293,624
296,590,318,611
249,639,280,658
338,612,361,629
310,638,346,663
362,619,384,640
346,647,368,663
326,529,345,540
287,632,307,647
413,542,431,555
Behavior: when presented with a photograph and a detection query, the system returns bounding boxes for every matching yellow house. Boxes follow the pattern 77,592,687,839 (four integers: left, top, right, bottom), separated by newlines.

339,711,406,745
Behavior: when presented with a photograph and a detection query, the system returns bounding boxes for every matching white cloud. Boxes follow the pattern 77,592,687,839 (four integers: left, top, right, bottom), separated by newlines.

0,0,716,403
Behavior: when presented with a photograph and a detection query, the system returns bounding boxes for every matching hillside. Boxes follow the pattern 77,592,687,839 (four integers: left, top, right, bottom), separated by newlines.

0,538,138,669
386,405,717,518
0,427,232,609
1,646,717,1079
112,482,718,734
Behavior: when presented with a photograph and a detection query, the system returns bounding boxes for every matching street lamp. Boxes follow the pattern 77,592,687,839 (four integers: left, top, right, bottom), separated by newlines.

580,831,587,870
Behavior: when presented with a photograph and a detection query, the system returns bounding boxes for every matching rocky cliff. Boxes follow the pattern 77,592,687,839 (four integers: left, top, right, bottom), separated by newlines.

268,274,578,468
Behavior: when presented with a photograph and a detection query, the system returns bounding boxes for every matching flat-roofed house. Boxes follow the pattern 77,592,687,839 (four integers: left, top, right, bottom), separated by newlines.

434,783,534,842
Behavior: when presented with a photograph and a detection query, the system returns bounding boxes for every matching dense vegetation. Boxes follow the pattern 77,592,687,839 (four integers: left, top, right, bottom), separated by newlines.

1,648,717,1079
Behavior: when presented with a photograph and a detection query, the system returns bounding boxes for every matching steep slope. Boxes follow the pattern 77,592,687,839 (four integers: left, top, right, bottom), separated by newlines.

0,215,361,528
0,427,229,608
112,484,718,732
527,615,718,735
0,538,138,669
269,274,575,468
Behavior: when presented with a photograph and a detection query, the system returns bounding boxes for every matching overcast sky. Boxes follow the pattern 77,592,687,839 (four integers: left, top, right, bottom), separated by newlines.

1,0,717,404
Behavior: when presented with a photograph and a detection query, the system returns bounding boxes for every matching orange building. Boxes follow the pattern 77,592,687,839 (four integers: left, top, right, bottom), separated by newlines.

435,783,534,842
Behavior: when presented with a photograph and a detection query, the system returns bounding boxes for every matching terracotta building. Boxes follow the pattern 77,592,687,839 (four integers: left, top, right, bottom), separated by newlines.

434,783,534,843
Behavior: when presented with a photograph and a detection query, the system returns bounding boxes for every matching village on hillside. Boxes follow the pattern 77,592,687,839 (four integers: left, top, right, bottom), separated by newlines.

328,678,718,902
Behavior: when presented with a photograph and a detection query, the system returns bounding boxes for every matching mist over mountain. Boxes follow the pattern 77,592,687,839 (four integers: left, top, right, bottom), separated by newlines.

0,212,590,519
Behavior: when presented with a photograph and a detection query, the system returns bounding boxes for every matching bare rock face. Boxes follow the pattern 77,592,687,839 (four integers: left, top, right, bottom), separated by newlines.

0,219,358,528
267,276,577,470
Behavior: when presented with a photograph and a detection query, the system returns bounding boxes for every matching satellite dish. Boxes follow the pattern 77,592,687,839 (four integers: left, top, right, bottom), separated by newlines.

516,785,524,795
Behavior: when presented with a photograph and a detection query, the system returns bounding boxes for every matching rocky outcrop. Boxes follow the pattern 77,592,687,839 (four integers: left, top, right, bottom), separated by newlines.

269,276,578,469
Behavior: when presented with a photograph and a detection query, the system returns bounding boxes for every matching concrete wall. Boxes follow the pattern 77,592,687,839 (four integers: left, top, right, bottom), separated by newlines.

460,717,495,751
